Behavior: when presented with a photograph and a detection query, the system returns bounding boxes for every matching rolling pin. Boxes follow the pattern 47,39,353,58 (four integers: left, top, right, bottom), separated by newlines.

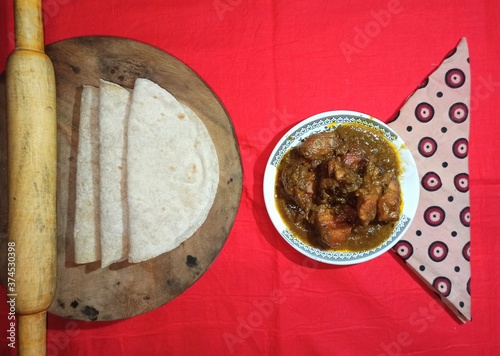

6,0,57,355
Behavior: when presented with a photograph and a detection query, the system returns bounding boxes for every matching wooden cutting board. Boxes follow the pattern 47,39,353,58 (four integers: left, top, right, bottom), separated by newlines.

0,36,243,321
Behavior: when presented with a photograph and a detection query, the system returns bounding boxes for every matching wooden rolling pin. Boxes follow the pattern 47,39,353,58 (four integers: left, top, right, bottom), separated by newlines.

6,0,57,355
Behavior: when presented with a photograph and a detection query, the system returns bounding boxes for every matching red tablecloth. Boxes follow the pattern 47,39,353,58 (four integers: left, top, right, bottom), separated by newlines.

1,0,499,355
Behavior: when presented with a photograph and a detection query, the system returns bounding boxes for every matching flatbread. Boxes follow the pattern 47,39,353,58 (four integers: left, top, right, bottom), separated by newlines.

180,103,219,235
98,80,131,267
74,85,101,264
126,78,219,263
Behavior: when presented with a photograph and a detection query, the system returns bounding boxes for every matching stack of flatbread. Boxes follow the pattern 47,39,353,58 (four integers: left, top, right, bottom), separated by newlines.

73,78,219,267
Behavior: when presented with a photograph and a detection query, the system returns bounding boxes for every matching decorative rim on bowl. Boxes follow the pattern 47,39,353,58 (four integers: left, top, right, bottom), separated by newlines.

263,110,420,265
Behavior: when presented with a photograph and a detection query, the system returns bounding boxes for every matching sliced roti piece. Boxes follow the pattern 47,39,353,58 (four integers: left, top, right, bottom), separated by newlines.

98,79,132,267
127,78,219,263
74,85,101,264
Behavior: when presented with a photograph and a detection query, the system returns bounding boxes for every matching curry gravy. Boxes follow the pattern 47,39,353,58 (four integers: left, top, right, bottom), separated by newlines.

275,123,402,252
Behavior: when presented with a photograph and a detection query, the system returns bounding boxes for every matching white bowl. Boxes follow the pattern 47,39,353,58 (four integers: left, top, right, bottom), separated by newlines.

263,110,419,265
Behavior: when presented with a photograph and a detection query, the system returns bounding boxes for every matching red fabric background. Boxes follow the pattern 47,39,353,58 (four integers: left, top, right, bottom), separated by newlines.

1,0,499,355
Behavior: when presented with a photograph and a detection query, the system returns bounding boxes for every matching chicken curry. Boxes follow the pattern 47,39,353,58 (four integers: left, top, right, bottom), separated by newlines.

275,123,402,252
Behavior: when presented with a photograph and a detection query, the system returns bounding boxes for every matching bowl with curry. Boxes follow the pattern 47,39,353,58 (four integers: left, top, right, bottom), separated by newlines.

263,110,419,264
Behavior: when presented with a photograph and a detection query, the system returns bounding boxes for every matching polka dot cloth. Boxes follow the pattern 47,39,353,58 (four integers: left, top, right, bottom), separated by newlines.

388,38,471,322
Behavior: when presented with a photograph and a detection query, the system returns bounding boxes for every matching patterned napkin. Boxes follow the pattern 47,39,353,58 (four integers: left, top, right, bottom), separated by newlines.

388,38,471,322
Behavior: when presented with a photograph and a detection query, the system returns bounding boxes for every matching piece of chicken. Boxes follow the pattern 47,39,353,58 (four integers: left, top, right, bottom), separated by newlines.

377,174,401,222
313,204,357,248
357,191,380,226
355,157,383,225
280,158,316,215
326,157,363,194
298,131,341,163
342,147,368,174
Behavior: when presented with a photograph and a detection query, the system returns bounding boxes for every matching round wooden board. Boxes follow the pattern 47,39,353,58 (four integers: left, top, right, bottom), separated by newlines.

0,36,242,321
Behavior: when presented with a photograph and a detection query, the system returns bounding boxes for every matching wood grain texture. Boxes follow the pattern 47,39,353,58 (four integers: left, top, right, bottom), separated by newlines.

0,36,243,321
6,1,57,354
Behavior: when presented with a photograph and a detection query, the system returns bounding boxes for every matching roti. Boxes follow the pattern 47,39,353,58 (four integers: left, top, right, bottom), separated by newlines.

179,103,220,236
74,85,101,264
73,77,219,266
98,79,131,267
126,78,219,263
